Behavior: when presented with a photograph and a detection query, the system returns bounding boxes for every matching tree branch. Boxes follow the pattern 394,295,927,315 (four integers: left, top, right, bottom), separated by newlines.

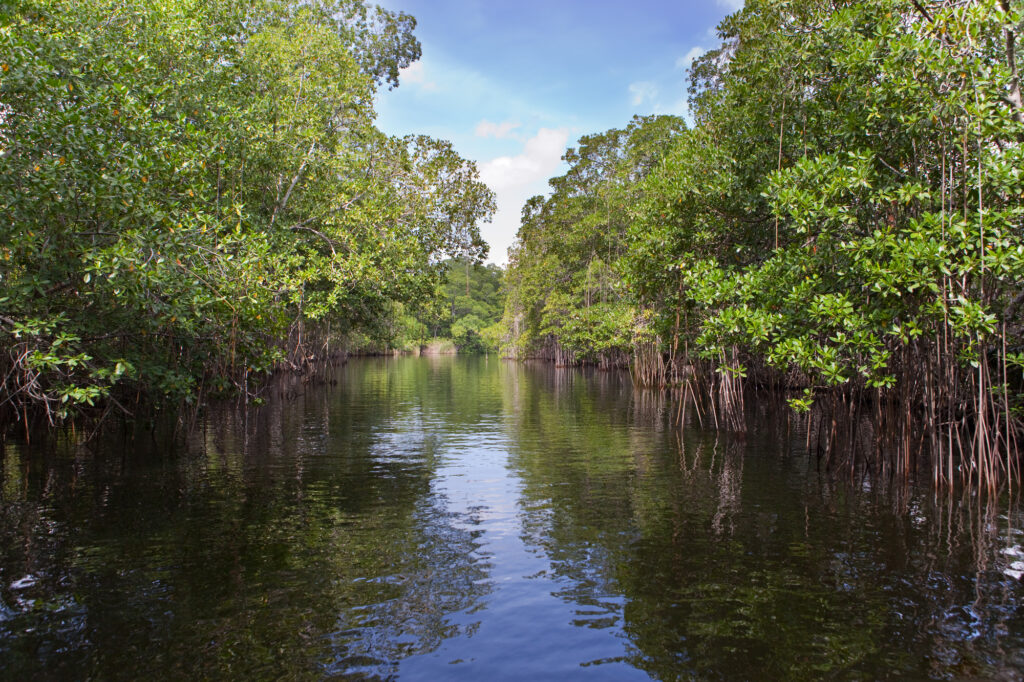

271,140,317,227
1000,0,1024,124
910,0,934,24
283,192,365,232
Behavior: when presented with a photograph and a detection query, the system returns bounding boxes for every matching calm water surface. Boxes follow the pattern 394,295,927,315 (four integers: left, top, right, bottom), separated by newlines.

2,356,1024,679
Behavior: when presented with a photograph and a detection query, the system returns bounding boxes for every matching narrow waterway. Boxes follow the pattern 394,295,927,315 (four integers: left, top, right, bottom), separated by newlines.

2,356,1024,679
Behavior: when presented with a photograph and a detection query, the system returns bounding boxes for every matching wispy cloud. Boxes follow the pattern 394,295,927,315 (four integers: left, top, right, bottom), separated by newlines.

676,46,707,70
654,98,690,118
716,0,744,11
628,81,659,107
398,61,439,92
474,119,522,139
630,81,689,118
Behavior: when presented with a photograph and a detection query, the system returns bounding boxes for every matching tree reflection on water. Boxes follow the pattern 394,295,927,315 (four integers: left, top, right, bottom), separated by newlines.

2,357,1023,679
0,359,493,680
505,361,1024,680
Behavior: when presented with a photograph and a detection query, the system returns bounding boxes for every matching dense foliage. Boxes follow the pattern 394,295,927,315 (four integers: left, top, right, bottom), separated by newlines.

365,258,504,354
0,0,494,425
501,114,687,373
421,259,504,352
502,0,1024,487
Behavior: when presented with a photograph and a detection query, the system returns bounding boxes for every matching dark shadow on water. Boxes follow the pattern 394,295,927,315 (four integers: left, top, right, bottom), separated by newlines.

504,361,1024,680
0,358,493,679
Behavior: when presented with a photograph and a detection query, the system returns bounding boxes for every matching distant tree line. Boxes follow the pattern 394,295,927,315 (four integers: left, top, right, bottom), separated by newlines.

424,259,504,353
369,258,505,354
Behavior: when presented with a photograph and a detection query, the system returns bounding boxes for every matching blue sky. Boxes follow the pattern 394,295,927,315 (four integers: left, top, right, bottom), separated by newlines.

373,0,745,264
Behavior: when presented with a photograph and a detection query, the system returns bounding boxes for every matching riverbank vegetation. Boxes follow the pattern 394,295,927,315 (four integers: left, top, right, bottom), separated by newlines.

0,0,493,428
360,258,503,355
500,0,1024,488
417,259,504,353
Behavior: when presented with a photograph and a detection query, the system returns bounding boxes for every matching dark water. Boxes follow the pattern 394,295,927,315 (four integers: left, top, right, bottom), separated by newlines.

2,357,1024,680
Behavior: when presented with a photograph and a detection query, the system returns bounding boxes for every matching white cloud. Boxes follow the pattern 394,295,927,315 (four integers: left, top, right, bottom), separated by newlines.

655,98,690,119
627,48,710,123
478,127,570,263
628,81,658,107
398,61,438,92
474,119,522,139
479,127,569,193
629,81,690,120
716,0,744,10
676,46,706,70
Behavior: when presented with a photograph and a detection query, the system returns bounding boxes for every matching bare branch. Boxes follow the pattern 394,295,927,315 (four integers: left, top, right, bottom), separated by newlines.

1000,0,1024,123
271,140,317,227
